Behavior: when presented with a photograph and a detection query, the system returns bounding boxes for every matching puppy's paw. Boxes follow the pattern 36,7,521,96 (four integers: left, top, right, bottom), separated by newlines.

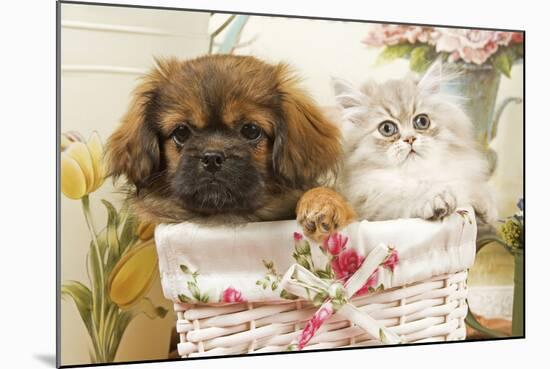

296,187,356,243
415,189,457,221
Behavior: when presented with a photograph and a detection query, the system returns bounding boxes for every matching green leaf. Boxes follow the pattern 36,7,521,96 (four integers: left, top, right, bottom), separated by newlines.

312,292,327,307
280,289,299,300
262,259,274,270
199,294,210,303
493,51,512,78
178,294,191,303
180,264,191,274
376,43,415,65
61,281,93,336
295,240,311,255
110,311,132,360
101,200,121,260
315,270,330,279
102,303,118,346
128,298,168,320
295,255,311,270
409,45,434,73
271,281,278,291
87,240,103,325
118,212,138,255
187,281,201,301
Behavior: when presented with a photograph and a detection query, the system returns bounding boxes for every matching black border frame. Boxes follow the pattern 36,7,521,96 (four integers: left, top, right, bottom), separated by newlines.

56,1,526,367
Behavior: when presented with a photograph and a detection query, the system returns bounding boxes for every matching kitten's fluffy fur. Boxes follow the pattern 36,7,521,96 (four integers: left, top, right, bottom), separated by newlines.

333,61,497,223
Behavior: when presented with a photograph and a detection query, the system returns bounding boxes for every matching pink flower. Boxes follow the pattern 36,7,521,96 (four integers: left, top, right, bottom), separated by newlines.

435,29,516,65
511,32,524,43
297,304,333,349
221,287,245,303
354,268,379,297
363,25,438,47
383,249,399,272
331,249,365,281
293,232,303,241
322,233,349,256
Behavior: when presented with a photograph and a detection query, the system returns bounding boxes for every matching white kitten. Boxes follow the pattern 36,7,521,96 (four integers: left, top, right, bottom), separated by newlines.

333,61,497,223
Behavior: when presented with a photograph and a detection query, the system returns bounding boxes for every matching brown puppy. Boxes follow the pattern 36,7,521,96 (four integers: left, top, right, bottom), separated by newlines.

106,54,341,224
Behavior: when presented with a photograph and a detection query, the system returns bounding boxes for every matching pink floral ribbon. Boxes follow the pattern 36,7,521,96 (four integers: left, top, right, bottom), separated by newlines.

280,244,402,350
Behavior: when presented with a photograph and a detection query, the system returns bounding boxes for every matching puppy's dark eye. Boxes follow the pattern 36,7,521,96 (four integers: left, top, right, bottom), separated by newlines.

413,114,431,130
172,125,190,146
378,121,398,137
240,123,262,141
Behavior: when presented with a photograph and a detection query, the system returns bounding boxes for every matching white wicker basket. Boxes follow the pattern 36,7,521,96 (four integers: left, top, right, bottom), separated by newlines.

155,207,476,358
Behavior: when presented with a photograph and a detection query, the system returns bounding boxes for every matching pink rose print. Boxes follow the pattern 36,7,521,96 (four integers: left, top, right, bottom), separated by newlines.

354,268,379,297
322,233,349,256
221,287,245,303
297,303,334,349
383,249,399,272
293,232,303,242
331,249,365,281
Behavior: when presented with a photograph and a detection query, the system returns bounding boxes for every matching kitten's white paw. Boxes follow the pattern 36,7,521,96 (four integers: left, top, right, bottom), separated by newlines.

415,189,457,220
474,199,498,224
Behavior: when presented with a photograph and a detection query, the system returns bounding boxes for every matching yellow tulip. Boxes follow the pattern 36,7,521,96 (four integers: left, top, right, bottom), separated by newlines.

108,241,158,309
136,221,156,241
60,131,105,199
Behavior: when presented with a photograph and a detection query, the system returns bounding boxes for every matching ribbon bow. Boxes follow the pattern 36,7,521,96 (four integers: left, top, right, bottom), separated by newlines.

280,243,401,350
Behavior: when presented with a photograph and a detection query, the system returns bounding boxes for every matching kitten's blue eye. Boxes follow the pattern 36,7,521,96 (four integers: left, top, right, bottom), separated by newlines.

378,121,398,137
413,114,431,130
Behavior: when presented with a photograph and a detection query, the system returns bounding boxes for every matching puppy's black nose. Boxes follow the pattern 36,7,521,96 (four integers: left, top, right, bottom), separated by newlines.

201,151,225,172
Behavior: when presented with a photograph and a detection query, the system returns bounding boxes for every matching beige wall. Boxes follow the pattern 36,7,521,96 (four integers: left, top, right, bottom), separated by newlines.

60,4,210,365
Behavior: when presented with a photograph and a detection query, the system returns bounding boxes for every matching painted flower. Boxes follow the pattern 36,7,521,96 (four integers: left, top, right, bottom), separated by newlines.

511,32,524,43
382,248,399,272
363,25,438,47
322,233,349,256
136,220,156,241
436,29,515,65
293,232,303,241
221,287,245,303
354,268,379,297
297,304,333,349
108,240,158,309
331,248,365,281
61,131,105,199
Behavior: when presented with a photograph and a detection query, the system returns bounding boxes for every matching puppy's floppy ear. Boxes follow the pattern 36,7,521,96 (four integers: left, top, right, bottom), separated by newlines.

273,65,342,188
106,58,177,188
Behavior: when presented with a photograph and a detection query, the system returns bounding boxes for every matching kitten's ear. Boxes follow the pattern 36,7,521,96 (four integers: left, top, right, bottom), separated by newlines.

418,59,443,95
331,77,365,109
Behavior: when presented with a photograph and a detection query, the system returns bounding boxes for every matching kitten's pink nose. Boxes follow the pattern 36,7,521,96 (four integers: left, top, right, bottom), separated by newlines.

403,136,416,145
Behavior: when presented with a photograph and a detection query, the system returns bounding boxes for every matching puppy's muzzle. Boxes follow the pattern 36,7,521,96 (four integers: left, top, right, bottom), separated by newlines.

201,151,225,173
